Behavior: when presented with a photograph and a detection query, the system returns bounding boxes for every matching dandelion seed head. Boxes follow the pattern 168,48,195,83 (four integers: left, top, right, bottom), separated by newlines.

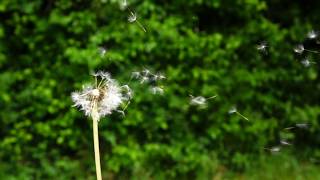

91,89,100,97
307,30,318,39
294,44,305,54
71,71,125,119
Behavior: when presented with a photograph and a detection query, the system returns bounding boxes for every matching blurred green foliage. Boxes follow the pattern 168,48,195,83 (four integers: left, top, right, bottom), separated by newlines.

1,0,320,179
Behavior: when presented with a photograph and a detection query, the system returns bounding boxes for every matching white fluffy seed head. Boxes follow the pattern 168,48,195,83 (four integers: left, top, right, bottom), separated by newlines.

91,89,100,97
71,71,125,119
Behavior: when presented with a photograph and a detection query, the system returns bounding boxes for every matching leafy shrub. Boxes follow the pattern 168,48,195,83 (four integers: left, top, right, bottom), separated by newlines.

1,0,320,178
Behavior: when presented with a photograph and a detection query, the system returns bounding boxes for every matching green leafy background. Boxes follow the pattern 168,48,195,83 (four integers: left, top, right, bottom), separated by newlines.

1,0,320,179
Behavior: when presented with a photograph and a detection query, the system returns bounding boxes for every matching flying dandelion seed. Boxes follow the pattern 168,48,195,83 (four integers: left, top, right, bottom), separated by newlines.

127,10,147,32
264,146,281,153
142,68,151,76
280,140,292,146
128,11,137,23
190,95,217,107
132,69,165,84
98,47,107,57
256,41,268,54
152,73,166,81
140,76,149,84
151,86,164,95
131,71,141,79
121,84,133,100
307,30,318,39
296,123,309,129
228,106,249,121
294,44,305,54
228,106,237,114
283,126,295,130
190,96,207,106
119,0,128,10
301,58,316,67
294,44,319,54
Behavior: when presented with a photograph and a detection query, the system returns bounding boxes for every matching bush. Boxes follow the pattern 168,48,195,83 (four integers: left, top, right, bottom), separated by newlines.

1,0,320,178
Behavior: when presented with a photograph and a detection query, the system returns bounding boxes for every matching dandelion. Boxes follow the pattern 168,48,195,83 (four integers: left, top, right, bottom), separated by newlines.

71,71,128,180
307,30,318,39
228,106,249,121
128,10,147,32
294,44,319,54
256,41,268,54
301,58,316,67
151,86,164,95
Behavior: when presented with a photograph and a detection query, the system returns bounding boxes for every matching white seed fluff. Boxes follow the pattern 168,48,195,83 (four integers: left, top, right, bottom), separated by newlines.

71,72,124,119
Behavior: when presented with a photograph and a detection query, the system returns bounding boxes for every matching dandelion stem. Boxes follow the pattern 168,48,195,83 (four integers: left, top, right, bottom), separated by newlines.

236,111,249,121
92,105,102,180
